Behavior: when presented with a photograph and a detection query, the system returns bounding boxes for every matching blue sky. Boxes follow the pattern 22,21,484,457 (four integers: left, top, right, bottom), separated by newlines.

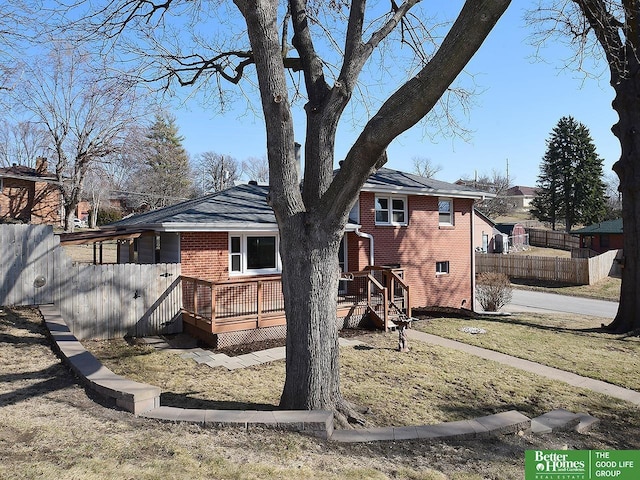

173,3,620,188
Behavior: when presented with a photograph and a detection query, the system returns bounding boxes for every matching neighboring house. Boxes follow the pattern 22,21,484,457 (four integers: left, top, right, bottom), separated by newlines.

0,158,63,226
474,208,499,253
505,185,537,210
571,218,624,255
97,168,488,345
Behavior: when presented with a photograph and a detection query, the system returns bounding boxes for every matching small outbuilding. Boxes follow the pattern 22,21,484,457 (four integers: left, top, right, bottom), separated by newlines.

571,218,623,255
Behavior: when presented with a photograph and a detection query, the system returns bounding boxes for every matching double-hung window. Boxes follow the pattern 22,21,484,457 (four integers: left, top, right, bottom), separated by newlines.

375,195,407,226
229,234,280,275
438,198,453,226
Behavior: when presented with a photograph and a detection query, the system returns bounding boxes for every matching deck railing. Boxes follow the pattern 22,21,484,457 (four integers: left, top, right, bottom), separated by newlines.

181,267,410,334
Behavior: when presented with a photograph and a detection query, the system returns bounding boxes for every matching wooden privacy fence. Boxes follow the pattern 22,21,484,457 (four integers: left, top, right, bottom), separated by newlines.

1,224,181,340
476,249,621,285
527,228,580,251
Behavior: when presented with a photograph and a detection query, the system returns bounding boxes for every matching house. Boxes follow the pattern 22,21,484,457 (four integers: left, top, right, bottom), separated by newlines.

95,168,488,346
505,185,537,210
0,158,63,225
473,209,499,253
571,218,624,255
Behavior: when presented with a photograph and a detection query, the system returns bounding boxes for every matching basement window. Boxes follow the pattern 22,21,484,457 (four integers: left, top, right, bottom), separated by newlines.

436,261,450,275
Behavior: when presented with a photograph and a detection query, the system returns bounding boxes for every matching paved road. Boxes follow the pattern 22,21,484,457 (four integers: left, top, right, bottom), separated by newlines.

504,289,619,319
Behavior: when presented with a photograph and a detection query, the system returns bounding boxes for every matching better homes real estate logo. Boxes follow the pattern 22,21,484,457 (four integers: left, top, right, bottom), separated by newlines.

526,450,640,480
527,450,587,479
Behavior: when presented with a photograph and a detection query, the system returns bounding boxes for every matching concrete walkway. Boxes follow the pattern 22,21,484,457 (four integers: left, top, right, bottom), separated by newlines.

406,329,640,406
141,336,364,370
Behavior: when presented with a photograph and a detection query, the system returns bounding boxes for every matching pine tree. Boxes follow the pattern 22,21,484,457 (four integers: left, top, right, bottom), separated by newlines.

531,116,606,232
133,113,193,208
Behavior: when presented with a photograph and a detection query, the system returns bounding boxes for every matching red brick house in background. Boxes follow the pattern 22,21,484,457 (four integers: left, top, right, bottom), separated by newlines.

572,218,624,255
97,168,489,345
0,158,63,225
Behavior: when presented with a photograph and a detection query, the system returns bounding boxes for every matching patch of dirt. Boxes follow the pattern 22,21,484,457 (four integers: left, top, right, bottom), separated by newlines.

214,327,372,356
412,306,479,319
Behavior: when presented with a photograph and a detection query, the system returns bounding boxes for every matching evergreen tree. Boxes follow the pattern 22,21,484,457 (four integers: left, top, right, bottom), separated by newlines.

531,116,606,232
133,113,193,208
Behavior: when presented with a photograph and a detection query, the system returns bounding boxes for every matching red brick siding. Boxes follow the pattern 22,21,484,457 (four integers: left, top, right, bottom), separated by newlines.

352,191,473,309
590,233,624,254
0,178,61,225
31,182,62,224
180,231,229,282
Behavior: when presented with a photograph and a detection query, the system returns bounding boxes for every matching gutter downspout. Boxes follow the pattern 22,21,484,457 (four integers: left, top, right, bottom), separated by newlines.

355,228,374,266
470,200,481,313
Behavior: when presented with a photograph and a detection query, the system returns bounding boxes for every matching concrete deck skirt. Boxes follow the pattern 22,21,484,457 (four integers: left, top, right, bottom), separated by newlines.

39,305,599,442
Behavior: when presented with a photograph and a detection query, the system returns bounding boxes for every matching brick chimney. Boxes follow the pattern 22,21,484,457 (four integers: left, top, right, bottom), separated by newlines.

35,157,48,175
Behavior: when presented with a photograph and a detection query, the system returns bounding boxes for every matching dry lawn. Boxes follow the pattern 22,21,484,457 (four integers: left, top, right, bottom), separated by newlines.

413,313,640,391
2,307,640,480
512,276,621,302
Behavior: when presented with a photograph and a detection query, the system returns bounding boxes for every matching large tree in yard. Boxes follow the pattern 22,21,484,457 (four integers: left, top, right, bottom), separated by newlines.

531,116,606,232
71,0,511,421
530,1,640,333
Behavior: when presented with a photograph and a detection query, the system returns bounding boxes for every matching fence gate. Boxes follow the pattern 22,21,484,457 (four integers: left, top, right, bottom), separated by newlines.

0,224,182,340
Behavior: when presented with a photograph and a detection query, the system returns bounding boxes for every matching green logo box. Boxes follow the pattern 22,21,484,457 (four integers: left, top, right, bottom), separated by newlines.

525,450,640,480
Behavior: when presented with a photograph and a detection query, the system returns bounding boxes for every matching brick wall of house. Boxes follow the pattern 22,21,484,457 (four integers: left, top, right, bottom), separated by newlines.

0,178,61,225
180,231,229,282
0,178,32,221
31,181,62,225
351,191,474,309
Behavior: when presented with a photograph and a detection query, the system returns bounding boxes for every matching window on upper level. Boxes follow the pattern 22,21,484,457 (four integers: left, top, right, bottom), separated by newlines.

438,198,453,226
375,195,407,226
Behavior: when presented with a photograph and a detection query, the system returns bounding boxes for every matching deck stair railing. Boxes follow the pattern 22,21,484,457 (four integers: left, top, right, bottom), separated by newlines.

361,266,412,331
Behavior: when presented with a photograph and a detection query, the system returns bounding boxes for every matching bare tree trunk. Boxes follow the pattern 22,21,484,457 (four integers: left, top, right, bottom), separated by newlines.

607,72,640,333
278,218,345,410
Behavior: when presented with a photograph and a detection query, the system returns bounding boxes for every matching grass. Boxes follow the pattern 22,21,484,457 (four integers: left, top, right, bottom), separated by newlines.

413,313,640,391
3,306,640,480
512,276,621,302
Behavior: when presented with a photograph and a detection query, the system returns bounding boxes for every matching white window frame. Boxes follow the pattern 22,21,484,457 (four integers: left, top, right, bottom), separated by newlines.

349,199,360,224
436,260,450,275
438,197,454,226
229,233,281,275
374,195,407,226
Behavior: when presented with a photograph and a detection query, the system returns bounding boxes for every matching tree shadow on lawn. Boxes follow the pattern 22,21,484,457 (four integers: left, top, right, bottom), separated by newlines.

469,314,635,338
0,364,76,408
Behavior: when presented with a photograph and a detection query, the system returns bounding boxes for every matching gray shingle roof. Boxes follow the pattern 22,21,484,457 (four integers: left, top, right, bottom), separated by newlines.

363,168,489,198
110,183,276,230
109,168,489,231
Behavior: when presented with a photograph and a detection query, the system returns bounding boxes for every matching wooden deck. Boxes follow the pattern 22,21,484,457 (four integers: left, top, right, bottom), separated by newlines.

181,266,411,335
